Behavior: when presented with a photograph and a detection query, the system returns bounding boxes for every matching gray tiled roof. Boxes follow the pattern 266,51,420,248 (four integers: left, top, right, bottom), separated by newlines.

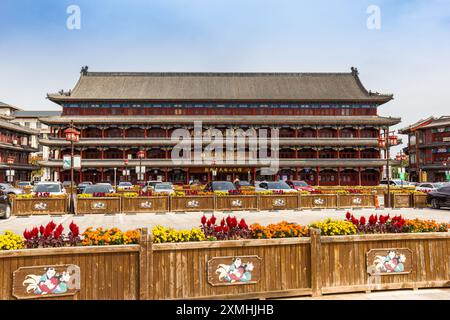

13,110,61,117
47,68,393,103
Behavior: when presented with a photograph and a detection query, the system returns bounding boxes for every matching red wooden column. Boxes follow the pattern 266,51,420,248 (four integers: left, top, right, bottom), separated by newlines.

186,169,190,184
357,127,361,138
358,167,362,186
164,168,168,182
102,128,105,138
101,168,105,181
294,168,299,180
316,167,320,186
144,128,148,138
337,168,341,186
253,168,257,181
294,127,299,138
122,127,127,139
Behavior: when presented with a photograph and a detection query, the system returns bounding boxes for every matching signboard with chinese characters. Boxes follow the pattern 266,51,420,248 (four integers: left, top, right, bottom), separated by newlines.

13,264,80,299
63,155,71,169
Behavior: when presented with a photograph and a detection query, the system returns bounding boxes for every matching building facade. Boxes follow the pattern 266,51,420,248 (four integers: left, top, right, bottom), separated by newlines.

11,110,61,181
0,108,39,183
399,116,450,182
39,67,400,186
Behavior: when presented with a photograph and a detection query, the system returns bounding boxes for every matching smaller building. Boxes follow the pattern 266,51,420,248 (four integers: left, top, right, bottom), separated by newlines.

399,116,450,182
0,110,39,183
11,110,61,181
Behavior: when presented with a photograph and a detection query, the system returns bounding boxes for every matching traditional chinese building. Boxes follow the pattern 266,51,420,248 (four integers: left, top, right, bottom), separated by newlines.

0,102,39,182
39,67,400,186
399,116,450,182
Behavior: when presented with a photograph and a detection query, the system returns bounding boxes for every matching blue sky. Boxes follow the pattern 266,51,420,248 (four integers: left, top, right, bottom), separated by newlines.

1,0,450,138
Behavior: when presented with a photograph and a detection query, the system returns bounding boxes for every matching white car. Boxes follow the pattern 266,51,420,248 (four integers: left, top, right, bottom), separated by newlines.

153,182,175,195
256,181,298,193
416,182,445,193
31,182,66,196
117,181,134,190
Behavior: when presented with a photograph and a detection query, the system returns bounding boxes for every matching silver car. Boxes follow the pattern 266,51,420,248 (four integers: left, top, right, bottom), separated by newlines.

0,183,24,196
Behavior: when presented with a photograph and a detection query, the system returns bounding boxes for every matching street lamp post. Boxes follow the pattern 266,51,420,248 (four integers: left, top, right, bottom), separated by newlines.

7,156,14,184
64,121,80,214
137,150,146,183
378,128,399,208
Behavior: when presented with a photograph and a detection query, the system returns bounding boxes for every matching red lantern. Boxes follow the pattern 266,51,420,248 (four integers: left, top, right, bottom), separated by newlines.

64,127,80,142
388,135,398,146
7,156,14,165
124,159,129,166
137,150,146,159
377,136,386,148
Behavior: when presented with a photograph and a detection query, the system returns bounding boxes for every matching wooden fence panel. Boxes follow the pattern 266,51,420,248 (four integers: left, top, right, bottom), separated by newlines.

12,198,69,216
413,194,428,208
299,194,338,209
319,233,450,294
215,195,258,211
122,197,169,213
337,194,376,209
169,196,215,212
0,246,140,300
150,239,312,299
75,198,121,214
258,194,299,210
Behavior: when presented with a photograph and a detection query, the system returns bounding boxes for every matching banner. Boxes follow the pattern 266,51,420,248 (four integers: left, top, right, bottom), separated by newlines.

63,155,71,170
74,155,81,169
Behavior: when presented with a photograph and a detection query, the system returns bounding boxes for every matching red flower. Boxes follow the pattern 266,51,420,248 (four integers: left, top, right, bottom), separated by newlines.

210,215,216,225
44,224,53,237
220,218,225,227
226,216,232,226
345,212,351,220
214,226,223,233
359,216,366,225
31,227,39,237
23,229,31,240
201,215,207,225
54,224,64,239
369,214,377,225
239,219,248,229
207,220,212,227
351,216,358,225
69,221,79,237
230,217,238,228
39,225,45,236
47,221,56,231
223,225,229,232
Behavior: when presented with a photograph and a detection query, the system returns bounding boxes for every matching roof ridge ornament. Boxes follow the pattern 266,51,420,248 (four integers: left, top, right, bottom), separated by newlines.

351,66,359,76
80,65,89,75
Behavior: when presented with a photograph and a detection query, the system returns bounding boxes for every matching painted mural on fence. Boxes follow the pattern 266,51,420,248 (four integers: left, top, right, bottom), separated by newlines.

207,255,261,286
13,264,81,299
366,248,412,275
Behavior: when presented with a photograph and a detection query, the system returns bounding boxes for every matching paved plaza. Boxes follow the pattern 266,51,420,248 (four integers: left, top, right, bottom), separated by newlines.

1,207,449,234
289,288,450,300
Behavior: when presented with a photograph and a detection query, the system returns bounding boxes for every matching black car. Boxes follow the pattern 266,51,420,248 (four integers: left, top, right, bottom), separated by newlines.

0,189,11,219
77,181,93,194
427,186,450,209
204,181,237,193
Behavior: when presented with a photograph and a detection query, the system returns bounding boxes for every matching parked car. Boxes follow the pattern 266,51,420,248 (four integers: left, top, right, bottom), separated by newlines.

77,181,93,194
204,181,237,193
285,180,315,192
82,184,115,195
416,182,445,193
117,181,134,190
31,182,66,196
153,182,175,195
256,181,298,193
427,186,450,209
0,183,25,196
142,180,162,193
17,181,32,188
0,189,11,219
379,179,410,187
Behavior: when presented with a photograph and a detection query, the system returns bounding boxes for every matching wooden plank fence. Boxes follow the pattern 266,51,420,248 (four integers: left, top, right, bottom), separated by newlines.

1,230,448,300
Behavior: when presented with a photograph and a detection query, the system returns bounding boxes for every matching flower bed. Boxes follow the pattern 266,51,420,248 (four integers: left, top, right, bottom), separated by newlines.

250,221,309,239
0,220,141,251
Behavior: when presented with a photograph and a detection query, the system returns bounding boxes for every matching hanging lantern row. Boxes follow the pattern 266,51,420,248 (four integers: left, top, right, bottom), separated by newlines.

395,153,407,161
377,134,399,148
64,127,81,143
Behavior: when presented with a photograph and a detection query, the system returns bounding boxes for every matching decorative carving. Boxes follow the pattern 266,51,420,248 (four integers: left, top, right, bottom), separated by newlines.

207,256,261,286
366,248,412,275
13,264,80,299
80,65,89,75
